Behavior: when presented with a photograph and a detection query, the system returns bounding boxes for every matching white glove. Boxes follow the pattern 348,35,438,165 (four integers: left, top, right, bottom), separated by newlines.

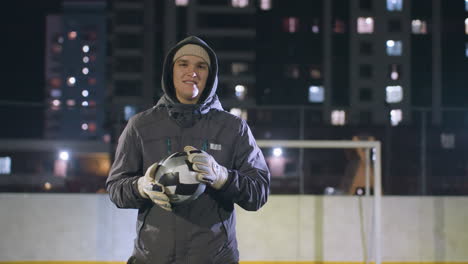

137,163,171,211
184,146,228,190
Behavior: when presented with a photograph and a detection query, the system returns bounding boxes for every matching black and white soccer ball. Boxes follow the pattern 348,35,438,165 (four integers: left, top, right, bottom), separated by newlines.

153,151,206,205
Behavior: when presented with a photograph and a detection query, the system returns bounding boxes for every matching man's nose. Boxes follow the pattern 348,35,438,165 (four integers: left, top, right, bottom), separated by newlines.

189,71,197,78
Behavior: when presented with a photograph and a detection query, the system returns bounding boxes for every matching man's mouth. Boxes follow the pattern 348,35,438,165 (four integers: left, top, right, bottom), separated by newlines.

183,81,197,85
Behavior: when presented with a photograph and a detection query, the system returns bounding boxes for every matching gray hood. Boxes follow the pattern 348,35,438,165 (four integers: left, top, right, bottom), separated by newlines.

156,36,223,127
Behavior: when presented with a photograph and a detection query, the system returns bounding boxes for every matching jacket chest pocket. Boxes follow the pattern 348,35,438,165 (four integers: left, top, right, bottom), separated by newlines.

180,137,234,169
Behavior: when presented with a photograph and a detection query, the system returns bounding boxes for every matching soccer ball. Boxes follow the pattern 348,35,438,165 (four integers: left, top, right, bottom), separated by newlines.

153,151,206,205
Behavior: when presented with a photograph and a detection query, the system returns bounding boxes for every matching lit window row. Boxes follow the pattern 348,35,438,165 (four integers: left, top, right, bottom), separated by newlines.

81,122,97,132
229,108,248,120
386,0,403,11
308,85,404,104
329,109,403,126
281,17,432,35
0,157,11,174
235,85,246,100
465,18,468,34
124,105,137,121
232,0,248,8
174,0,271,9
66,76,97,87
285,65,322,79
50,99,96,109
175,0,189,6
358,18,429,34
282,18,342,34
49,88,91,100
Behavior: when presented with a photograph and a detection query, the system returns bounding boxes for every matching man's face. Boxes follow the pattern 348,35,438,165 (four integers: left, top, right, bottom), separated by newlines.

173,55,209,104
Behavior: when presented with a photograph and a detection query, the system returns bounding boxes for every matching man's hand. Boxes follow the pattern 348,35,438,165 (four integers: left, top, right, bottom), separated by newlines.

184,146,228,190
137,163,171,211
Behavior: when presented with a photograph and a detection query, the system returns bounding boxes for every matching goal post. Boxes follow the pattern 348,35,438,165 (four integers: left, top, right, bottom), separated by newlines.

257,139,382,264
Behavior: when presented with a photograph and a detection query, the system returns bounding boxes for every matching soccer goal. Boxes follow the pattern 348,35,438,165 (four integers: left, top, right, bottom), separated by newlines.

256,139,382,264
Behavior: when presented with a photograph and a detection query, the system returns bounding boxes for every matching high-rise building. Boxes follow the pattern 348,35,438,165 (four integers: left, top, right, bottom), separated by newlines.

44,0,107,140
107,0,158,140
257,0,468,126
108,0,258,141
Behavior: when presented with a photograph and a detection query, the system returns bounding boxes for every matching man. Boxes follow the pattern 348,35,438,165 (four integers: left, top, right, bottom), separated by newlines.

106,36,270,264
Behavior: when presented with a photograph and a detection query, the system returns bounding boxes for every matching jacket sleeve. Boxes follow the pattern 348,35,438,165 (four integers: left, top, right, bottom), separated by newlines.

106,119,149,209
219,120,270,211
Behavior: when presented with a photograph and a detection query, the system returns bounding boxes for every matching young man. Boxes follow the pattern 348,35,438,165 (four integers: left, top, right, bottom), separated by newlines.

106,36,270,264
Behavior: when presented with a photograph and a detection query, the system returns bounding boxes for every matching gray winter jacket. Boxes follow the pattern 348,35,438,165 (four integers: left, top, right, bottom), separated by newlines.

106,36,270,264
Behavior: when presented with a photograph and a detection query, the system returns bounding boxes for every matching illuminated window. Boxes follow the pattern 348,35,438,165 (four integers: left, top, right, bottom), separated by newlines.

465,18,468,35
231,62,248,75
0,157,12,174
412,20,428,34
124,105,137,121
49,77,61,88
334,19,346,33
466,0,468,11
82,101,89,107
51,43,62,54
88,78,97,85
390,109,402,126
81,123,89,131
387,0,403,11
88,122,97,132
230,108,248,120
386,40,402,56
50,89,62,98
67,77,76,86
235,85,247,100
308,86,324,103
386,85,403,103
232,0,248,8
466,43,468,58
311,19,320,33
82,45,90,53
283,17,299,33
389,64,401,80
82,90,89,97
309,65,322,79
175,0,189,6
68,31,77,40
285,64,300,79
56,35,64,44
51,99,60,110
82,67,89,75
66,99,76,107
260,0,271,10
331,110,346,126
357,17,374,34
83,56,89,63
440,133,455,149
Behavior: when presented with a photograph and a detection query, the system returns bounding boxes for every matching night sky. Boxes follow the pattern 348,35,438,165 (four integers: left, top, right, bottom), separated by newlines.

0,1,62,138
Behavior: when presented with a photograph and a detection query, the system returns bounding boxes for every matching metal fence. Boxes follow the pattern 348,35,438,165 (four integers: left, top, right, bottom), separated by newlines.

1,103,468,196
